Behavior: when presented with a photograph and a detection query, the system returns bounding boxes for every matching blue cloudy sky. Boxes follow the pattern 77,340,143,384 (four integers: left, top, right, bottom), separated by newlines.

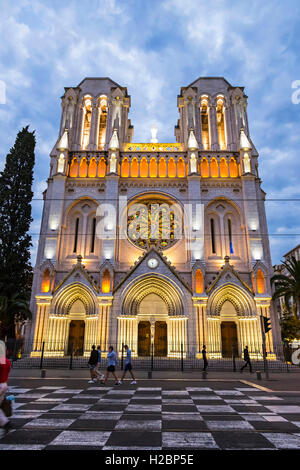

0,0,300,264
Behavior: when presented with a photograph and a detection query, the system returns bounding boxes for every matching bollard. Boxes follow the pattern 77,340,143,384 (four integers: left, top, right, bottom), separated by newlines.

148,371,152,379
256,370,262,380
202,371,207,379
41,369,46,378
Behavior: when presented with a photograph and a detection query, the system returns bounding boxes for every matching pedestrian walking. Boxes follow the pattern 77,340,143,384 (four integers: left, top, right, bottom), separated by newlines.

0,341,12,435
87,345,98,383
95,345,104,381
120,345,136,384
101,346,121,385
202,345,208,371
240,345,252,373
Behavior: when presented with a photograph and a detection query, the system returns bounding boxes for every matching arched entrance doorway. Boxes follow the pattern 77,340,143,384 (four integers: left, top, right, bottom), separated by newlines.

67,299,86,356
220,300,238,357
221,321,238,357
68,320,85,355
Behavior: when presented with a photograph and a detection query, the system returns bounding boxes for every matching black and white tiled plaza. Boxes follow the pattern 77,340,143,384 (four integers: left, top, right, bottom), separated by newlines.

2,381,300,450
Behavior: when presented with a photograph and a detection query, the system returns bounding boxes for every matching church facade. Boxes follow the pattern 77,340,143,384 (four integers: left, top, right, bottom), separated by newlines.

28,76,281,359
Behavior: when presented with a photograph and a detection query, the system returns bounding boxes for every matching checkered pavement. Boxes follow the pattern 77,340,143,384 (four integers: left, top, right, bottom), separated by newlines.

1,383,300,449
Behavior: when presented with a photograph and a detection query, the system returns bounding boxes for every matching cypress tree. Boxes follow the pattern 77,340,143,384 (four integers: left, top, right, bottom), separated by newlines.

0,126,35,335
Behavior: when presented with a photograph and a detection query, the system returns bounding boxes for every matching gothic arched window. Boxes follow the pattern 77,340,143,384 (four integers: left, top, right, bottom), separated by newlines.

98,158,106,177
149,158,157,178
131,158,139,177
102,269,111,293
81,97,92,150
69,158,79,177
158,158,167,177
229,158,238,177
257,269,266,294
177,158,185,177
216,98,226,150
220,158,228,177
168,158,176,177
200,98,210,149
195,269,204,294
201,158,209,177
121,158,130,177
79,158,88,177
210,158,218,178
97,96,108,150
140,158,148,177
88,158,97,178
41,269,50,293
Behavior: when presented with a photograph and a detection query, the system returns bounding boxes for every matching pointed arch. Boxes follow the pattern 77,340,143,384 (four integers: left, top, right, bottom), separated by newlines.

121,157,130,177
88,158,97,178
210,158,218,178
140,158,148,177
229,158,238,177
41,269,51,293
168,158,176,177
177,158,185,178
201,158,209,177
79,158,88,177
220,158,228,177
69,158,79,177
101,269,111,293
158,157,167,177
131,157,139,177
195,269,204,294
256,269,266,294
149,157,157,178
98,157,106,177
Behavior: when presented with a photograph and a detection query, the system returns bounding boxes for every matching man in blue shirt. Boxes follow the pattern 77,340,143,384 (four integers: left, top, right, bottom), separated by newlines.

101,346,121,385
120,344,136,385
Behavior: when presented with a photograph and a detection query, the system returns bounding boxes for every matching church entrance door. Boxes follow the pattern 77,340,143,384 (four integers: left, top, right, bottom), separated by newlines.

67,320,85,356
221,321,238,358
138,321,151,356
154,321,167,356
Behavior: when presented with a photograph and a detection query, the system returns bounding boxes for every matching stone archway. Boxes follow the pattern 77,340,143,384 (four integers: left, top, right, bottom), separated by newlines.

119,275,186,357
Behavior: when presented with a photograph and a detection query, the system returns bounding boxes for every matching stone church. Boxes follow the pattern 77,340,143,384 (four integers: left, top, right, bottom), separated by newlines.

28,76,281,359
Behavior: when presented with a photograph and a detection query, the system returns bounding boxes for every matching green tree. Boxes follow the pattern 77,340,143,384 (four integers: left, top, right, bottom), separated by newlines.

0,126,35,337
280,306,300,342
271,256,300,319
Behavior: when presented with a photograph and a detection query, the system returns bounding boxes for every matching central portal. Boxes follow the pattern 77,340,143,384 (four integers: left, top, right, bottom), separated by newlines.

221,321,238,358
67,320,85,356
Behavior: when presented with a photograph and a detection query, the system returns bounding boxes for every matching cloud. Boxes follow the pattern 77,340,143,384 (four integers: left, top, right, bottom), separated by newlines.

0,0,300,264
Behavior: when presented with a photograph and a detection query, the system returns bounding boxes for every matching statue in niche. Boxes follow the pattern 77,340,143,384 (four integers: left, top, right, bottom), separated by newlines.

112,96,122,129
190,152,197,173
243,152,251,173
109,153,117,173
57,153,65,173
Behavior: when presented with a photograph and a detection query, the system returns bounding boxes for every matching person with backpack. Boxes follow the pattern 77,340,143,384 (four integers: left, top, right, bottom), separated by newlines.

0,341,12,434
88,345,99,383
101,346,121,385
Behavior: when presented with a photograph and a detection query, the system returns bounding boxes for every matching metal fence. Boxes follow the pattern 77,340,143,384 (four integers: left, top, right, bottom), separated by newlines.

3,338,300,373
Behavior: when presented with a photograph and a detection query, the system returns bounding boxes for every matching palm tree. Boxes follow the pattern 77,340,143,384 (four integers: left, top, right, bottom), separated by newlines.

271,256,300,319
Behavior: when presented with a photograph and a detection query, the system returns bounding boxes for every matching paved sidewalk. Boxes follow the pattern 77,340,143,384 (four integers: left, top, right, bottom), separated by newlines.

9,368,300,392
2,378,300,450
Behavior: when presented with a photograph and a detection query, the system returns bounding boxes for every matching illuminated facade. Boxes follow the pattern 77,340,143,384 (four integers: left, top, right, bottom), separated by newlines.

28,76,281,359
